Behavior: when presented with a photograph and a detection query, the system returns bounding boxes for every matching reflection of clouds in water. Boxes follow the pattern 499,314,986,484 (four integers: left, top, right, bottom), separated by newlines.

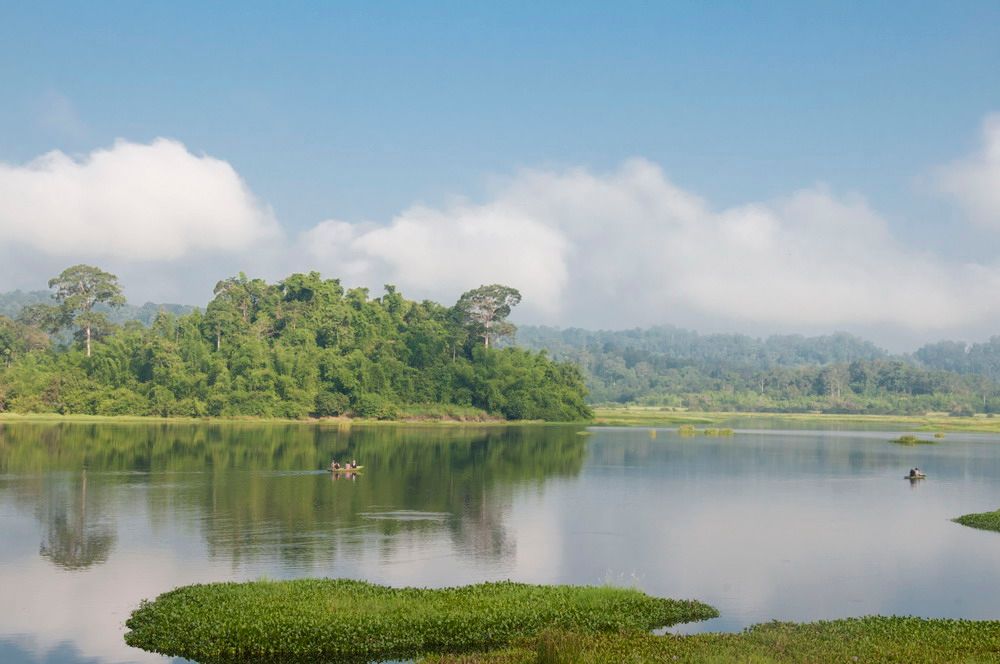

5,425,1000,663
0,637,105,664
508,432,1000,632
0,547,218,663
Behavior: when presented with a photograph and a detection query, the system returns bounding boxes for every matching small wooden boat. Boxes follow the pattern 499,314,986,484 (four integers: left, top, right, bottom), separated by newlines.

328,466,364,473
904,474,926,480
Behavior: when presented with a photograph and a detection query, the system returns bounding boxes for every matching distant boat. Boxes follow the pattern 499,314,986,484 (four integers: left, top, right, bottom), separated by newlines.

905,473,926,480
328,466,363,473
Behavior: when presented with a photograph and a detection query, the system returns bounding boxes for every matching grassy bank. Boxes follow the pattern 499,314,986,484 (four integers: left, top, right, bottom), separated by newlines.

954,509,1000,533
422,617,1000,663
592,406,1000,433
123,579,716,662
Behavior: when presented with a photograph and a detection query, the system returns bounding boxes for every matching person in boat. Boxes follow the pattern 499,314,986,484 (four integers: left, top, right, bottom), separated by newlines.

350,459,358,469
331,460,341,470
909,468,917,478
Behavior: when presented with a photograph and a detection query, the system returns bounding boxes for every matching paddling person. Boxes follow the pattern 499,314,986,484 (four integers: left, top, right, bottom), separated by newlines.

331,460,341,470
909,468,917,478
351,459,358,469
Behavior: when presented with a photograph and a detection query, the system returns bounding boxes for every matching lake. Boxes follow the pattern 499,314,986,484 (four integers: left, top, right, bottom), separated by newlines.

1,421,999,663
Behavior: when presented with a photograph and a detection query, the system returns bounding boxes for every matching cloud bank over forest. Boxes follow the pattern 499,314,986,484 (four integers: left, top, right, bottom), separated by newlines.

2,117,1000,346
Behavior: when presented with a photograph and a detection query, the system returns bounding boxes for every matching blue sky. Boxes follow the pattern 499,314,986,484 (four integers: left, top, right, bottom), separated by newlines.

2,2,1000,347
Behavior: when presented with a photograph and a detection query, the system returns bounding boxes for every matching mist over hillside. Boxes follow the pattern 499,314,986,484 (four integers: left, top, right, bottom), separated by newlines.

0,290,195,326
515,325,1000,413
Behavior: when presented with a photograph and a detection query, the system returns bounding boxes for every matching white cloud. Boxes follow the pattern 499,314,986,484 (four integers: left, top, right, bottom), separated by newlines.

303,203,569,312
301,158,1000,333
938,113,1000,229
6,123,1000,345
0,138,279,261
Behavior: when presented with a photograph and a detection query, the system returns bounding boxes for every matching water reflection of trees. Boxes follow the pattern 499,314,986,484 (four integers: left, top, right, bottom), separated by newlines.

0,422,587,570
38,471,117,570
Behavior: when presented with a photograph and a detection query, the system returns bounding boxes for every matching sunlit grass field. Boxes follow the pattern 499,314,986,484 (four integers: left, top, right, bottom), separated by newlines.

592,406,1000,433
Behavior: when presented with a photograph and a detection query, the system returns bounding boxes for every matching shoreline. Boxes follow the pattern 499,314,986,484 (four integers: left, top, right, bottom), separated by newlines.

591,407,1000,433
5,407,1000,433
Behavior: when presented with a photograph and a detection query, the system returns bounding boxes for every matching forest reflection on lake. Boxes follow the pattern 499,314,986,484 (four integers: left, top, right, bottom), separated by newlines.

1,422,1000,663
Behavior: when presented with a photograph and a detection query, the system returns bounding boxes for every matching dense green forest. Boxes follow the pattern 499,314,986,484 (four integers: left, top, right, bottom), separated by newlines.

516,326,1000,415
0,267,590,421
8,269,1000,419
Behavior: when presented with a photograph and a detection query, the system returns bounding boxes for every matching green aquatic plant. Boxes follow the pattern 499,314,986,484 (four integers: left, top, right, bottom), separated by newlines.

890,435,936,445
123,579,717,662
422,616,1000,663
676,425,734,437
953,508,1000,533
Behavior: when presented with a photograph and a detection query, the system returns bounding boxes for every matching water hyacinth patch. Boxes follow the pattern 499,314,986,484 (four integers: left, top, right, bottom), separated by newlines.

953,508,1000,533
123,579,717,662
889,435,936,445
423,616,1000,663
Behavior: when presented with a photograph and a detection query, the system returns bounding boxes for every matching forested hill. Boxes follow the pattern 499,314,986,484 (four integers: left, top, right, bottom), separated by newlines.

516,326,1000,415
0,270,590,421
0,290,194,326
517,326,888,369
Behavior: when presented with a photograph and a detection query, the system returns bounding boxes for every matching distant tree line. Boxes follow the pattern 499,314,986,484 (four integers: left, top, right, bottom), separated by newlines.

0,267,591,421
516,326,1000,415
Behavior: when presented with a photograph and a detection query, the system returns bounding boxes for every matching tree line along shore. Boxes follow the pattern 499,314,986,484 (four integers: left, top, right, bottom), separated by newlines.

8,264,1000,422
0,266,590,421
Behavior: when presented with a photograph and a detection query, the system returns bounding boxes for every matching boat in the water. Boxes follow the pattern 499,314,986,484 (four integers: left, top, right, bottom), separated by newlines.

328,466,364,473
905,474,926,480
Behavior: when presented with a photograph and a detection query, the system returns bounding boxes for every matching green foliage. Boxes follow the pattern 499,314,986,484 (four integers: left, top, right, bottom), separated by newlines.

48,264,126,357
890,435,936,445
0,270,590,422
123,579,717,662
953,508,1000,533
423,616,1000,663
456,284,522,349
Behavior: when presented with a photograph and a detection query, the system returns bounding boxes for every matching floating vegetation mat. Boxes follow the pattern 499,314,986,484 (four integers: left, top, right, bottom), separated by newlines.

423,617,1000,663
124,579,717,663
678,425,734,437
889,435,936,445
953,508,1000,533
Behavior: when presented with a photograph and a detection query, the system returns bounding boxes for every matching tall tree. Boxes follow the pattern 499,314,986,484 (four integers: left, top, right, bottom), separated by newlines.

48,265,126,357
454,284,522,349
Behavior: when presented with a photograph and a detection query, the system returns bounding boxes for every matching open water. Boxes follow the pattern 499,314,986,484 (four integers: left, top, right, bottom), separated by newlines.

1,421,999,662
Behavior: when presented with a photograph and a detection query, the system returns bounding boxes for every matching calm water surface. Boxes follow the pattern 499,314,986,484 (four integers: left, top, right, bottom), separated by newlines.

2,422,1000,662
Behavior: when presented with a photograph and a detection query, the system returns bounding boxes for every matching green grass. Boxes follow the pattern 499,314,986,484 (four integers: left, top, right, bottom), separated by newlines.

422,617,1000,663
123,579,717,662
592,407,1000,433
953,508,1000,533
